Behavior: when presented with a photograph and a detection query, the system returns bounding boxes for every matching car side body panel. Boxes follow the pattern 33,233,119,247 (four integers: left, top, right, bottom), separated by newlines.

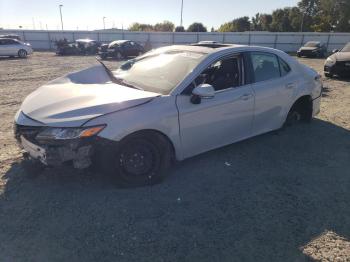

87,96,183,159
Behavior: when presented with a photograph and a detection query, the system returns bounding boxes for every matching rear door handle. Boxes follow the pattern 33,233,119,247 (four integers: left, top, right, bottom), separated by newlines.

286,83,295,89
240,94,253,101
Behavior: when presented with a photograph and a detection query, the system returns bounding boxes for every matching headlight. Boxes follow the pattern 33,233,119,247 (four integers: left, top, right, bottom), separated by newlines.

325,57,336,66
36,125,106,140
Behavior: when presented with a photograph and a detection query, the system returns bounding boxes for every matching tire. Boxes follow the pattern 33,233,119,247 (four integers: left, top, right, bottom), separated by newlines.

285,100,311,127
18,49,27,58
100,53,107,60
325,72,333,78
113,132,173,187
297,53,301,58
116,51,123,60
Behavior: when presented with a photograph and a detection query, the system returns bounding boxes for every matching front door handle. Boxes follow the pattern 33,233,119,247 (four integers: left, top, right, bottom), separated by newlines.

240,94,253,101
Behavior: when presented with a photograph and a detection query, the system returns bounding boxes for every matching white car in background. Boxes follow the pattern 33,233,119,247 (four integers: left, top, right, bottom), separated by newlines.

14,44,322,186
0,38,33,58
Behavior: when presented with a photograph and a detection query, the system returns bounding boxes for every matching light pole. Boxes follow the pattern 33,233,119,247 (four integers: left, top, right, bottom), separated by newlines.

59,4,64,30
103,16,106,30
180,0,184,27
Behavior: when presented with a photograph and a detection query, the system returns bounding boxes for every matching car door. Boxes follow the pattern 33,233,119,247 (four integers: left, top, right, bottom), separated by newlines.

248,52,296,136
0,39,5,55
121,41,132,57
5,39,20,55
176,55,255,159
129,41,138,56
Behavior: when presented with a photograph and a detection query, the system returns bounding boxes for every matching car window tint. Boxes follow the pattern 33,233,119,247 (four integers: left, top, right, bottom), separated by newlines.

279,58,291,77
197,56,242,92
251,52,280,82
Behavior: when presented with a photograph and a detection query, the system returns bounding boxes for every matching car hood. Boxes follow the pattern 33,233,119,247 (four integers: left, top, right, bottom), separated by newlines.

331,52,350,61
20,65,160,127
299,47,318,51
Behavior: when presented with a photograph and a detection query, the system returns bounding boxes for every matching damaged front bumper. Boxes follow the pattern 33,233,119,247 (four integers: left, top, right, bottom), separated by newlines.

14,124,112,169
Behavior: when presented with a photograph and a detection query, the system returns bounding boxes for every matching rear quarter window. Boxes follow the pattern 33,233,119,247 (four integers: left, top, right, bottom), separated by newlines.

279,58,291,77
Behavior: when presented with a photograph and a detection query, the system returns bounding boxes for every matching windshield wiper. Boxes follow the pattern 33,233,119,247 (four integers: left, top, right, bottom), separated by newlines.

96,58,143,90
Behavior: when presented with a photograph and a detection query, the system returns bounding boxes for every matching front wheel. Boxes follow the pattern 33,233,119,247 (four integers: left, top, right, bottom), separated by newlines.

325,72,333,78
113,132,173,187
18,49,27,58
116,51,123,60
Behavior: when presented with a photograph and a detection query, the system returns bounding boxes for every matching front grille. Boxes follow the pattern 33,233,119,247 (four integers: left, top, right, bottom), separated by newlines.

14,124,43,144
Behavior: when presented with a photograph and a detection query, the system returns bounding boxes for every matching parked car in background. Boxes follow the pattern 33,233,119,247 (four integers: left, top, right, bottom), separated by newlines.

297,41,327,58
14,44,322,186
324,42,350,78
56,38,100,55
0,34,21,41
192,41,231,48
0,38,33,58
98,40,144,60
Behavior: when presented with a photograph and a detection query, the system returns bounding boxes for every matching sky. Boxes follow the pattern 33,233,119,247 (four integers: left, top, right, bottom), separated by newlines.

0,0,299,30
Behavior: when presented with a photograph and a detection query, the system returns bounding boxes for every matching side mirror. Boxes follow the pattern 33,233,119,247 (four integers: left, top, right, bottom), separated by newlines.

191,84,215,104
332,49,339,54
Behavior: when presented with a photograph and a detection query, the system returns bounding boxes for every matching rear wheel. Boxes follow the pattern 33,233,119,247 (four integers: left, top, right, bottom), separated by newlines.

18,49,27,58
285,97,313,127
113,132,173,187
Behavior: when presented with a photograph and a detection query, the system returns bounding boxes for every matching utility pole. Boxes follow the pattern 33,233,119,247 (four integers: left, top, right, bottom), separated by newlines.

103,17,106,30
59,4,64,30
180,0,184,27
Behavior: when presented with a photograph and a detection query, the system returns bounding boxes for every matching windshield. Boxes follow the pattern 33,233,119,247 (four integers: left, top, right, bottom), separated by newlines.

341,43,350,52
304,42,320,47
113,51,205,94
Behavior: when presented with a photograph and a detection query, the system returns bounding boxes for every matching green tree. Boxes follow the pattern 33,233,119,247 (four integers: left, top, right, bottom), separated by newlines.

218,16,251,32
128,23,153,31
251,13,273,31
175,26,185,32
270,8,294,32
153,21,175,32
187,22,207,32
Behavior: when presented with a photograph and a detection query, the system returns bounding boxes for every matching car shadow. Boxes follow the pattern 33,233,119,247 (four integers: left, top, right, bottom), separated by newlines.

0,56,24,61
1,119,350,261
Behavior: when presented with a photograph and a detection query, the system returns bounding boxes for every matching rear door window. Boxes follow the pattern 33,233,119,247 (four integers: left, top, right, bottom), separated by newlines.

250,52,281,82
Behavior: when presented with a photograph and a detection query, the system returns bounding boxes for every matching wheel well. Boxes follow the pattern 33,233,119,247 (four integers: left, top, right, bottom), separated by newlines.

289,95,313,122
121,129,176,159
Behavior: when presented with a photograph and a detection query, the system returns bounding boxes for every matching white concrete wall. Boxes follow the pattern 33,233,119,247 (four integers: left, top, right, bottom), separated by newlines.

1,29,350,52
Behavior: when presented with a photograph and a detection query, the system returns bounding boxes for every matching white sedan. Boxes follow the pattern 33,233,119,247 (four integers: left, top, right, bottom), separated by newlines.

0,38,33,58
14,44,322,186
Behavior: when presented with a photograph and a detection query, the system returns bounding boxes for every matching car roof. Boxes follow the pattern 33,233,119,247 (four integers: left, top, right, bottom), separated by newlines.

110,40,129,45
305,41,321,44
151,44,283,55
76,39,96,42
0,38,18,41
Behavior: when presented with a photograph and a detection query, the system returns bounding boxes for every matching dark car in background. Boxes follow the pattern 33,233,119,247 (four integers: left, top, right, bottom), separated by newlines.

324,43,350,78
98,40,144,60
297,41,327,58
56,38,100,56
0,34,21,41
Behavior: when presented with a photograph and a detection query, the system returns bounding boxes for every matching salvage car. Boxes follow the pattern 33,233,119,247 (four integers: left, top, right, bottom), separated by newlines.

98,40,144,60
14,45,322,186
56,38,100,55
0,38,33,58
324,42,350,78
297,41,327,58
